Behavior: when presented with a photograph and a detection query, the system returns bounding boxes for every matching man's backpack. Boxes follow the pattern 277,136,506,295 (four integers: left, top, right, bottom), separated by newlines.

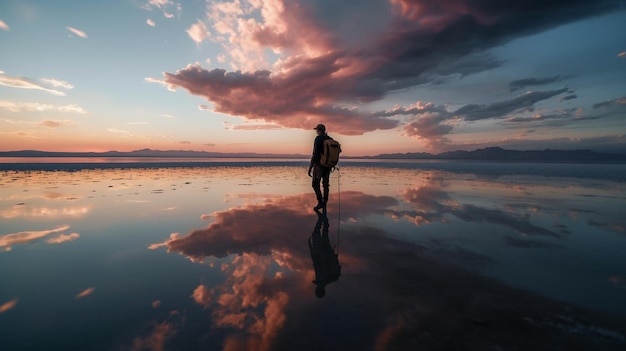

320,138,341,168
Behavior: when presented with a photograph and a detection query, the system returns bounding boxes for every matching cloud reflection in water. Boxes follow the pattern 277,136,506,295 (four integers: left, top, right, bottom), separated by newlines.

1,165,625,350
149,179,626,351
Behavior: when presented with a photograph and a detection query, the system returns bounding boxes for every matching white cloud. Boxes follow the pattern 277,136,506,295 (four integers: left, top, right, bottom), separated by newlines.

0,225,70,252
0,101,56,112
0,19,9,31
66,26,88,38
40,78,74,90
0,205,90,219
107,128,131,134
58,104,87,114
145,76,177,91
144,77,164,84
0,72,65,96
0,100,87,114
147,18,156,27
143,0,182,20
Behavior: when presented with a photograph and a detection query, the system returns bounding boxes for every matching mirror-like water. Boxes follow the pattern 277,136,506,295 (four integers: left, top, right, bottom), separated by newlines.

1,161,625,350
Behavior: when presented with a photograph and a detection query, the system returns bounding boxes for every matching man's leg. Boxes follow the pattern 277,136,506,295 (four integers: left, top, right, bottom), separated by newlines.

312,178,323,205
322,167,331,206
312,166,324,209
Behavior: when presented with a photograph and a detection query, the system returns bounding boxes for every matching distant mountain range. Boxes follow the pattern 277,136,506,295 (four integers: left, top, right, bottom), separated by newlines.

366,147,626,162
0,148,308,159
1,147,625,162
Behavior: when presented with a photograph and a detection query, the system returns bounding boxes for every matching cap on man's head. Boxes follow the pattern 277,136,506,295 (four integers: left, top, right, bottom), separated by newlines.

314,124,326,131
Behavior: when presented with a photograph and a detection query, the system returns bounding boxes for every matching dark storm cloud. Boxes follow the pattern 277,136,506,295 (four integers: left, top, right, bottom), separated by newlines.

374,101,448,117
454,204,562,237
162,0,621,135
502,108,604,128
398,184,563,238
561,94,578,101
432,52,504,78
593,96,626,109
363,0,619,91
398,88,570,144
495,95,624,133
506,112,575,124
510,75,570,92
588,219,626,234
504,236,562,249
454,88,569,121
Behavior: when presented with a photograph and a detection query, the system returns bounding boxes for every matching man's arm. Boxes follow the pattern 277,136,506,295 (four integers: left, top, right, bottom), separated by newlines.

308,136,320,176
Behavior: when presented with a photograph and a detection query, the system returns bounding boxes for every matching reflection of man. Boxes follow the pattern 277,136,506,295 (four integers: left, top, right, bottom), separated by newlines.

308,212,341,298
307,123,332,212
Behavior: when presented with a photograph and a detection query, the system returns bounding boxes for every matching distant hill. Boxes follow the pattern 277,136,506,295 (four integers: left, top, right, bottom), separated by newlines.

365,147,626,162
1,147,625,162
0,148,309,159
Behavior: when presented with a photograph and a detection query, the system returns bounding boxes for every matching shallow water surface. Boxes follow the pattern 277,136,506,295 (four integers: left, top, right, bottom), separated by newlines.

1,162,625,350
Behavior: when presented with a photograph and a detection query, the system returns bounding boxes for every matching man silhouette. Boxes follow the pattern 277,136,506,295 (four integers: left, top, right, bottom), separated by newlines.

308,124,332,212
308,212,341,298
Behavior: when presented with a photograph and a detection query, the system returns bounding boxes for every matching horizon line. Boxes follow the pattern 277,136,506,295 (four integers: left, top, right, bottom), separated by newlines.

1,147,626,160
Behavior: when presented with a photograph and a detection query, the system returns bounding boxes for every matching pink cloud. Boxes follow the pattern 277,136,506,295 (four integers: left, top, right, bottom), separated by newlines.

46,232,80,244
130,322,175,351
163,62,398,135
191,285,212,307
187,20,210,43
206,0,335,70
38,120,68,128
189,253,290,351
163,0,400,135
230,124,283,131
75,287,95,299
155,191,396,261
145,179,623,349
403,111,454,149
162,0,618,141
0,299,18,313
146,191,398,351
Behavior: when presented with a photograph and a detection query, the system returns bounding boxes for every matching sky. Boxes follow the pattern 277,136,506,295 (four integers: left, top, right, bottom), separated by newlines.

1,0,625,156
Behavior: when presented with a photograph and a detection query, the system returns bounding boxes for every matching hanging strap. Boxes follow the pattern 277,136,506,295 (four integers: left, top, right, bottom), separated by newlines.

335,165,340,255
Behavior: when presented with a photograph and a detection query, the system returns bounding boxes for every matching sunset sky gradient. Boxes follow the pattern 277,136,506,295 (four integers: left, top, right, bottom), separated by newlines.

1,0,625,156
